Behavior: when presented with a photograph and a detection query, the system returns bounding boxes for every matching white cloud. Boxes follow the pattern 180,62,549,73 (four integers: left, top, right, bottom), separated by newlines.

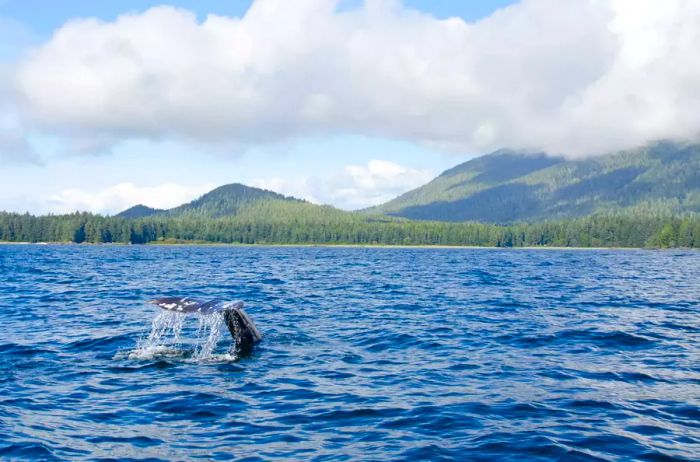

11,0,700,156
0,16,40,163
0,98,37,163
0,130,34,163
251,159,433,209
47,182,214,215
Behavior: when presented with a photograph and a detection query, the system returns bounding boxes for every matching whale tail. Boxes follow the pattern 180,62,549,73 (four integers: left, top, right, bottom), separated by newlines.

149,297,262,355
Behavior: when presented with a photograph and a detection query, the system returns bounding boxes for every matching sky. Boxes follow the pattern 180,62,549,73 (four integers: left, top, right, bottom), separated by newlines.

1,0,699,215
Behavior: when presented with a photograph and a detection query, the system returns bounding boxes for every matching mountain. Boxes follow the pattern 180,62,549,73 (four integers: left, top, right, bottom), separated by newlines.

164,183,299,218
117,204,165,219
365,141,700,223
117,183,293,219
118,141,700,225
116,182,358,222
7,158,700,247
117,183,297,219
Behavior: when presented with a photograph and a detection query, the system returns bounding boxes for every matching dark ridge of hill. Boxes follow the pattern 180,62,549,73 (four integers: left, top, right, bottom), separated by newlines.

364,141,700,223
164,183,300,218
116,183,300,219
116,183,361,222
116,204,164,219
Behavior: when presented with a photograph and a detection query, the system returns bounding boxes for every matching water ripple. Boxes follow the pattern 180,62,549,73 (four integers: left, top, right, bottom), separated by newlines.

1,245,699,460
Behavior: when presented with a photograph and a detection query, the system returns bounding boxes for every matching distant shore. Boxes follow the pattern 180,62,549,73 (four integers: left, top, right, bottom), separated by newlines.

147,241,637,251
0,240,690,250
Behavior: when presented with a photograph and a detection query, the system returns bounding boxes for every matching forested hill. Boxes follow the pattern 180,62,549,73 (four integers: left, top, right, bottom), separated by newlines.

365,141,700,223
117,183,325,219
2,142,700,248
2,170,700,247
118,204,164,219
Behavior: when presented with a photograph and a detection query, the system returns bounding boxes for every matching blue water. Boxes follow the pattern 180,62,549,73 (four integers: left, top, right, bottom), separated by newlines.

1,245,699,461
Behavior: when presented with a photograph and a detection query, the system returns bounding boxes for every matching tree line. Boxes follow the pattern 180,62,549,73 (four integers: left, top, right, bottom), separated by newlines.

1,211,699,248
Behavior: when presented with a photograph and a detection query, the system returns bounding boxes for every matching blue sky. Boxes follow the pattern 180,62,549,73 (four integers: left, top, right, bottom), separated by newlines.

1,1,517,35
0,0,697,214
0,0,518,214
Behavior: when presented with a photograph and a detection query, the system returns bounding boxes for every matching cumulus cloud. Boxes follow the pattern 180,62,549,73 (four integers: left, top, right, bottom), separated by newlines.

0,97,37,163
47,182,214,215
251,159,433,209
12,0,700,156
0,129,35,164
0,16,40,163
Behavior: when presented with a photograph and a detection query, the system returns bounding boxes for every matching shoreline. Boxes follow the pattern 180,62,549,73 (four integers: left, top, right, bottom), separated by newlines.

0,241,692,251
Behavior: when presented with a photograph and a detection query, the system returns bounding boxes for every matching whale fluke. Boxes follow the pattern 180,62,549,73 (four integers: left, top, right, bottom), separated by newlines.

149,297,240,314
148,297,262,355
223,307,263,357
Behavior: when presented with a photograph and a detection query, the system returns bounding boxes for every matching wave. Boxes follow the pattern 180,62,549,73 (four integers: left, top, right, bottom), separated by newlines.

0,342,55,357
505,328,657,350
2,245,699,460
0,442,68,461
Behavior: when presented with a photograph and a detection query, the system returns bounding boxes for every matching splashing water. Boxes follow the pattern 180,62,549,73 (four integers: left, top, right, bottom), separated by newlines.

147,311,186,346
193,312,225,360
128,310,232,361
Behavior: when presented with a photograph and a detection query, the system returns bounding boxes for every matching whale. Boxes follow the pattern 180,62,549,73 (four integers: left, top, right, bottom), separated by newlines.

149,297,262,355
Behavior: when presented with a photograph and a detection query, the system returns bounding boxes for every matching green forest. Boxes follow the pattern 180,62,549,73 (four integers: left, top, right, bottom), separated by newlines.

367,141,700,222
3,143,700,249
1,210,698,248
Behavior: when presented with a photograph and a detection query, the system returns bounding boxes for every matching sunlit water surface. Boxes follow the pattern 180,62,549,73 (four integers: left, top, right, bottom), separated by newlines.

0,245,699,461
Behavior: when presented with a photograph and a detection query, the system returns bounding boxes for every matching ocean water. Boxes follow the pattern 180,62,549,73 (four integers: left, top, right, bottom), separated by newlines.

0,245,699,461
